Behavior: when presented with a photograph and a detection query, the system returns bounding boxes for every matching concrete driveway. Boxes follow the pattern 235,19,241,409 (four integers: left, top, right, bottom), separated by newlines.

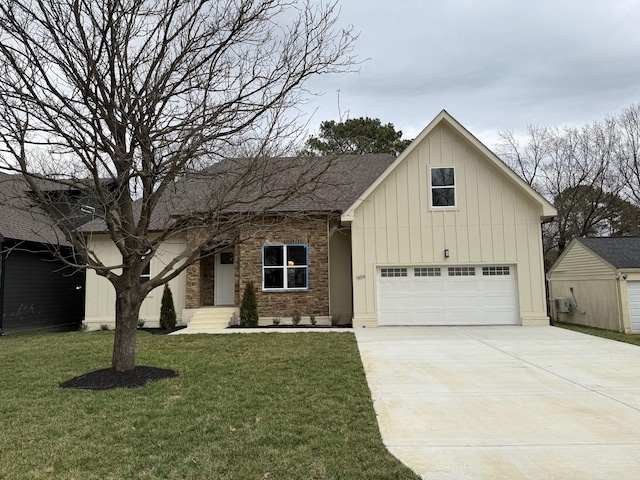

355,326,640,479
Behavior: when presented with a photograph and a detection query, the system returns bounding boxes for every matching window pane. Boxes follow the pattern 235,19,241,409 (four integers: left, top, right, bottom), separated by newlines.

264,268,284,288
263,246,283,266
432,187,455,206
381,268,407,277
140,262,150,284
287,245,307,266
431,168,454,186
287,267,307,288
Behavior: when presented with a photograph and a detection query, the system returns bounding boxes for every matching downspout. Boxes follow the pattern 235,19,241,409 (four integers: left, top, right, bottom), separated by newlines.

0,238,5,335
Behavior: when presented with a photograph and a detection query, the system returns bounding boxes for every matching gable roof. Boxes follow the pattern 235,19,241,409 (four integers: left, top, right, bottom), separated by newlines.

81,154,396,233
341,110,557,222
177,153,396,214
0,172,69,245
574,237,640,270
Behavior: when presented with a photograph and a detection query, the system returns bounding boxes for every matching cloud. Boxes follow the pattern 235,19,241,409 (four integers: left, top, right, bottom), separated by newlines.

300,0,640,147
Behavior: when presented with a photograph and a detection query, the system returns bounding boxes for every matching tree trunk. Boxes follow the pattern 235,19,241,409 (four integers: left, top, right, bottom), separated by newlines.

112,286,143,372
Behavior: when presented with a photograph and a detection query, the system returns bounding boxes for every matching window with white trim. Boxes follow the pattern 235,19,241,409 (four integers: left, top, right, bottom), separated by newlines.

140,261,151,283
482,266,510,276
381,268,407,277
448,266,475,276
263,244,308,290
430,167,455,207
415,267,441,277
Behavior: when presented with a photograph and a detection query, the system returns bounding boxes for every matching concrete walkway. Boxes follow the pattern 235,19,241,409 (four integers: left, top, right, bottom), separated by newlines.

355,326,640,480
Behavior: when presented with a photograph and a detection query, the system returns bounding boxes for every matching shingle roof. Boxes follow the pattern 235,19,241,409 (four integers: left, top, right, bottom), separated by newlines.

576,237,640,269
0,172,71,245
82,154,396,232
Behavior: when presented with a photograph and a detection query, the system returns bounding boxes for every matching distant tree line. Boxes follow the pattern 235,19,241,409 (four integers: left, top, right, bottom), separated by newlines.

497,103,640,269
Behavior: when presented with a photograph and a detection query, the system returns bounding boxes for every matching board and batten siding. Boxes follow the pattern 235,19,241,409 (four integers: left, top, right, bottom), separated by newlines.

1,246,85,333
549,279,622,331
84,234,187,329
350,123,548,327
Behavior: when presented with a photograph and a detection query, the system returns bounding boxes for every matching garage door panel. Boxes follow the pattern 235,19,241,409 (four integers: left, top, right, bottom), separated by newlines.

445,294,479,309
378,265,518,326
482,293,517,308
627,281,640,333
446,310,480,324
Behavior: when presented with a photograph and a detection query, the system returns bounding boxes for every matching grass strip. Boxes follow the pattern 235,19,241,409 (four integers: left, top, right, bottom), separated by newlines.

555,321,640,346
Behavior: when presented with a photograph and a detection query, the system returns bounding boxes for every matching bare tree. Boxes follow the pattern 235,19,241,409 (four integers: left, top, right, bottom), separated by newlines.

498,118,626,268
615,103,640,204
0,0,356,371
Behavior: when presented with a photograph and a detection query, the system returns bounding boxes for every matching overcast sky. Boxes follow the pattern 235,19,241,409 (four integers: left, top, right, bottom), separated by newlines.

301,0,640,148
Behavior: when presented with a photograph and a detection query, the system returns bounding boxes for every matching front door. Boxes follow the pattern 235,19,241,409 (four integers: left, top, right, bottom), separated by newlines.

214,250,235,305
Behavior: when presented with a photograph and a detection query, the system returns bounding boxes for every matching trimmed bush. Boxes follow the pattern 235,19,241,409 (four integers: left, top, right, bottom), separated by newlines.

160,284,177,330
240,281,259,326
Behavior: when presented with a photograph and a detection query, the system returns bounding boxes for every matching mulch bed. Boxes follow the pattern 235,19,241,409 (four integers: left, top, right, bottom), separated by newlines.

60,366,178,391
228,324,353,329
138,326,187,335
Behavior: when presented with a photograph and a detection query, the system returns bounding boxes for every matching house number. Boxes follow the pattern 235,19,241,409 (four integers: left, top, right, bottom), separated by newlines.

356,274,366,280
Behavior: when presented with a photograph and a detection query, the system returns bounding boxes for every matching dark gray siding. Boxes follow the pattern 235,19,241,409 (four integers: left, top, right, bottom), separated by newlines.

1,244,85,333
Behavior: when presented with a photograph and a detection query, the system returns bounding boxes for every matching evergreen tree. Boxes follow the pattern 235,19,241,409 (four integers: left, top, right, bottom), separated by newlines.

304,117,412,157
240,281,259,327
159,284,177,330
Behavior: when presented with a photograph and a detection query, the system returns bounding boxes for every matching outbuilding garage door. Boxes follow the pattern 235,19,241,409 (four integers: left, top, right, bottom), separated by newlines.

378,265,518,325
627,281,640,333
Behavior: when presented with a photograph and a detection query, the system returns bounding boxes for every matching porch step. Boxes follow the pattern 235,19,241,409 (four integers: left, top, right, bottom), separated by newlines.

184,307,238,333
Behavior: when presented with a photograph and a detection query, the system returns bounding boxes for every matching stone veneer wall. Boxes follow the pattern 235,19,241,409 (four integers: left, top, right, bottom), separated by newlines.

184,216,330,315
238,216,330,317
200,255,215,306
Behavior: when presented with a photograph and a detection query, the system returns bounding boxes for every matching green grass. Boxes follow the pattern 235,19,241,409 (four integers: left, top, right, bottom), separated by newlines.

555,321,640,346
0,331,419,480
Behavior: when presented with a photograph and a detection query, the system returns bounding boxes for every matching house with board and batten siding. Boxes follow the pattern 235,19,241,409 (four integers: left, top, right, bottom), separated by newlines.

83,110,556,330
0,172,85,334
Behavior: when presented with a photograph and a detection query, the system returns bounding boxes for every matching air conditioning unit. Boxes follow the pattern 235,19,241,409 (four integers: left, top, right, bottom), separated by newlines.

554,297,574,314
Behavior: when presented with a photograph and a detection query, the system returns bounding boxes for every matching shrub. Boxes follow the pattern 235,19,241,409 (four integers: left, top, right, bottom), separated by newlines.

331,314,342,326
137,319,146,328
291,311,301,326
309,314,317,325
160,284,177,330
273,317,281,326
79,323,89,332
240,281,259,326
100,324,110,331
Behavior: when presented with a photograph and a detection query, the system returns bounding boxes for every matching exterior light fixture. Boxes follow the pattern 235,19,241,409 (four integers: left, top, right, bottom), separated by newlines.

444,249,450,258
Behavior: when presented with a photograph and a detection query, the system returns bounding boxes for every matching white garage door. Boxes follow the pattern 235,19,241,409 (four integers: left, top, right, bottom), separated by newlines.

627,281,640,333
378,265,518,325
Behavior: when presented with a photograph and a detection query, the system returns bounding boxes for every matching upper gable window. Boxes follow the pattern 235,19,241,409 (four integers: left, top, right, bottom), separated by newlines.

430,167,456,208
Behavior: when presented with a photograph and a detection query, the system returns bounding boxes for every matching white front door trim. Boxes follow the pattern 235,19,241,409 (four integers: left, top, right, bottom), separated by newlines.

214,250,235,306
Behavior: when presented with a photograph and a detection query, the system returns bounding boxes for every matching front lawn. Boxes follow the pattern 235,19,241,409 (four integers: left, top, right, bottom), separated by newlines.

0,331,419,480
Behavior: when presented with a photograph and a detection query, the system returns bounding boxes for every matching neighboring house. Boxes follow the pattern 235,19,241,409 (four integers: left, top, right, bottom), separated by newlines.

0,173,85,334
83,110,556,329
547,236,640,333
